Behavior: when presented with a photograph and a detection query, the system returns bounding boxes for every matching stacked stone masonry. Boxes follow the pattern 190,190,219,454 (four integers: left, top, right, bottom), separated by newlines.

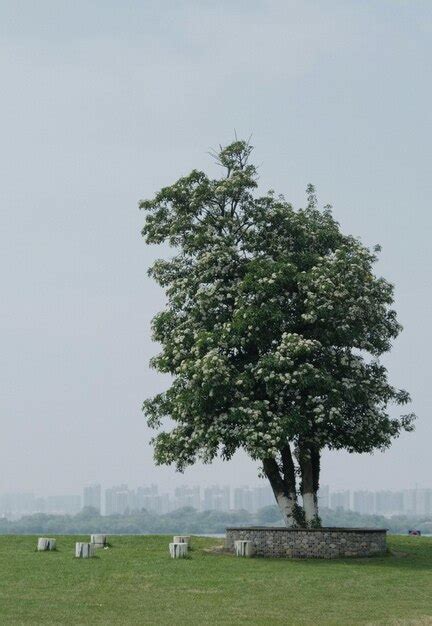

225,527,387,558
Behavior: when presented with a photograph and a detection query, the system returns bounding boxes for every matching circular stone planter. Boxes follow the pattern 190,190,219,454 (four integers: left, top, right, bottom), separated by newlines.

225,527,387,559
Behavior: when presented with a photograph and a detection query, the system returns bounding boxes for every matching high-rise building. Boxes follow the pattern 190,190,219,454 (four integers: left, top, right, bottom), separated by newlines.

174,486,201,510
252,486,274,511
137,485,158,498
374,490,404,515
375,491,392,514
403,489,417,516
233,487,253,511
135,485,160,512
330,490,350,511
105,485,130,515
83,484,101,513
416,489,432,516
390,491,404,514
318,485,330,509
0,493,35,516
203,486,230,511
353,491,375,515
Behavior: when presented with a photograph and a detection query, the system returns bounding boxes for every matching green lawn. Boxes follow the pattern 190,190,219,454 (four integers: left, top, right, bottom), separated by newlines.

0,535,431,625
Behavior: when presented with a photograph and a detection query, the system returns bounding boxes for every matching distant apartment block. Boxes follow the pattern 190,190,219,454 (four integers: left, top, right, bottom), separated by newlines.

135,485,167,513
318,485,330,509
234,486,274,512
203,486,230,511
233,487,253,512
105,485,130,515
375,490,404,515
0,493,36,517
353,490,375,515
416,489,432,516
83,484,101,513
330,490,350,511
174,485,201,510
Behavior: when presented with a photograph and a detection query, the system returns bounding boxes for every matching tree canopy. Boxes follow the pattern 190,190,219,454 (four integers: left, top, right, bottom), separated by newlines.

140,140,414,527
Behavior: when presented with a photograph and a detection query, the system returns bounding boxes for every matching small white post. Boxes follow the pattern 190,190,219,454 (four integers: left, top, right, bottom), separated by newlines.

234,540,255,557
37,538,56,551
90,534,108,549
75,542,95,558
169,542,188,558
173,535,190,545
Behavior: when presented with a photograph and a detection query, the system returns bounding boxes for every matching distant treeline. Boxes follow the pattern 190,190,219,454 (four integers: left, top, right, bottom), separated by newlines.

0,506,430,535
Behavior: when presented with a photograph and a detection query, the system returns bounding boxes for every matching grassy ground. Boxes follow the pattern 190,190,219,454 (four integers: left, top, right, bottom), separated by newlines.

0,535,431,625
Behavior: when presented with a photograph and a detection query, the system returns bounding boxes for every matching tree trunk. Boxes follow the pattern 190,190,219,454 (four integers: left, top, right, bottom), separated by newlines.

311,445,321,515
281,444,305,526
298,444,320,526
262,457,298,527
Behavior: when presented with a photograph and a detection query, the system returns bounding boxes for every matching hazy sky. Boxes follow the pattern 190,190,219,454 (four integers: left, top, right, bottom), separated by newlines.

1,1,431,495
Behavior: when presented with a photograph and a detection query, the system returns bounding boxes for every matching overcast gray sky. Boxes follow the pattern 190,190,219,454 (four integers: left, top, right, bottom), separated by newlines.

0,1,431,495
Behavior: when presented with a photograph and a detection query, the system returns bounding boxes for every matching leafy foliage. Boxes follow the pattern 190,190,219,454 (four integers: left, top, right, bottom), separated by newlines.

140,140,414,522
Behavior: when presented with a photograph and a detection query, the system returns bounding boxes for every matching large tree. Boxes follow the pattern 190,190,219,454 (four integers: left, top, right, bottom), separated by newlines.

140,140,414,527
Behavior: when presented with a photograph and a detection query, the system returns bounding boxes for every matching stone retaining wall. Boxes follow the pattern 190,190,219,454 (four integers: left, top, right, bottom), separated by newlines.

225,527,387,558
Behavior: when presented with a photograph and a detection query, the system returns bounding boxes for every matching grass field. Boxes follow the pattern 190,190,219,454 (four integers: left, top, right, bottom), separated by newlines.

0,535,431,625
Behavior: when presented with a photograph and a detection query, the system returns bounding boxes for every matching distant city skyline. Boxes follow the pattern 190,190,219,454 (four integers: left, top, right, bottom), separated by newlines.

2,482,432,521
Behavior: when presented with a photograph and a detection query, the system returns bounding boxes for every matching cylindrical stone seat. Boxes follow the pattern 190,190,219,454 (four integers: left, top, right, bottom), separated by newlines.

75,542,95,558
169,542,188,558
173,535,190,545
234,540,255,557
90,534,108,549
37,538,56,551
